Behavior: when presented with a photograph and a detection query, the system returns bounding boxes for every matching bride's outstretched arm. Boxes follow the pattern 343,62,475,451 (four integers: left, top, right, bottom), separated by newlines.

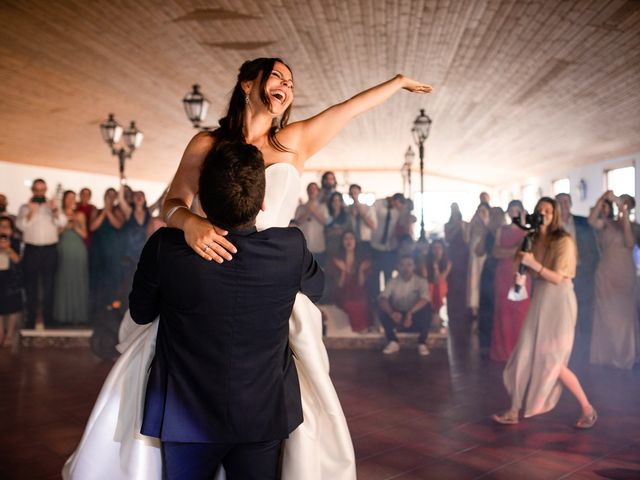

163,132,237,263
290,75,432,165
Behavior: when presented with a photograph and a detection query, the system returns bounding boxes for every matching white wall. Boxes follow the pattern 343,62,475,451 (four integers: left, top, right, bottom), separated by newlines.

0,161,168,212
495,152,640,216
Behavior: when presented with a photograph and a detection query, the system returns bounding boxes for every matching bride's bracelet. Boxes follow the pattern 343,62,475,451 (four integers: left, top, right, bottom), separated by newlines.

164,205,189,223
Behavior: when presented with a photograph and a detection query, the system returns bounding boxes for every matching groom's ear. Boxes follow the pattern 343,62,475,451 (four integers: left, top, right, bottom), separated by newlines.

260,200,266,212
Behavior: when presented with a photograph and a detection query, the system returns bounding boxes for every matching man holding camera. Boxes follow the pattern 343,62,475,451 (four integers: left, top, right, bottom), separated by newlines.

16,178,66,329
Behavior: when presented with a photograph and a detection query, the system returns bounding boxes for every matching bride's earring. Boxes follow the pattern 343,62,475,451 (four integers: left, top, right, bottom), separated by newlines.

245,93,249,104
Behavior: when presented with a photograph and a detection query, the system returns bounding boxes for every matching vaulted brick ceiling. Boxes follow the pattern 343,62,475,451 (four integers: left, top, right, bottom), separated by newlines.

1,0,639,185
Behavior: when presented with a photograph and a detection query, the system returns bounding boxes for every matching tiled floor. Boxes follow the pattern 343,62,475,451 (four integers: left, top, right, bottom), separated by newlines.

1,335,639,479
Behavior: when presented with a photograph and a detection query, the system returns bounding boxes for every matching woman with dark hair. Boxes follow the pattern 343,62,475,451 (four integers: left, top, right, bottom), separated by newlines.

325,191,354,258
330,230,372,333
490,200,531,361
0,216,22,347
64,57,432,479
118,186,151,291
444,202,469,332
53,190,89,325
476,207,505,355
426,239,451,330
493,197,596,428
589,191,638,369
89,188,124,311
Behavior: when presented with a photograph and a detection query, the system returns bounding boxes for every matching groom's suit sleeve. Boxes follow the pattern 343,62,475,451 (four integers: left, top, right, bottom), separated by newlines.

129,229,162,324
296,228,324,303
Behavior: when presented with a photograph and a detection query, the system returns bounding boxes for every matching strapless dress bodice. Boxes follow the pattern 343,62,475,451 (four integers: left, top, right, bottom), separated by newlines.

256,162,300,230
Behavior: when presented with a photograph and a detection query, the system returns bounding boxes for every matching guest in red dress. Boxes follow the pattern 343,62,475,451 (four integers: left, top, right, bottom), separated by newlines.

426,239,452,331
330,231,373,333
490,200,531,362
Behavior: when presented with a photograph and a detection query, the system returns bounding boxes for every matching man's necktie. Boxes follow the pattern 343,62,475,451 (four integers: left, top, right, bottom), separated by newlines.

380,202,392,246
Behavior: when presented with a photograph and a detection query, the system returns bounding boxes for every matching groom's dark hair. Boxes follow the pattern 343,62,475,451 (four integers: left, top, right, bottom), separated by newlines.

199,141,266,230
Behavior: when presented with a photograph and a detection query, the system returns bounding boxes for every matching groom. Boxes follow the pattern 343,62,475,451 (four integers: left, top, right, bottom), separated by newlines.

129,141,324,479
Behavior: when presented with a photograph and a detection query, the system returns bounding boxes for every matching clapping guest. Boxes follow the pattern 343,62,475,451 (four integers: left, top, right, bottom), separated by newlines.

0,216,22,347
490,201,531,361
589,191,638,369
0,194,19,240
54,191,89,325
477,207,505,355
444,203,470,332
318,171,338,205
371,193,406,286
76,188,96,248
426,239,451,331
294,182,329,266
119,185,151,291
325,191,353,258
329,231,373,333
16,178,66,329
348,184,377,256
89,188,124,312
395,198,417,240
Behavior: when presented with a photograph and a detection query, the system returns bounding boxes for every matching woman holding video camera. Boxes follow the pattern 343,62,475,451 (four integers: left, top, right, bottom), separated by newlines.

493,197,596,428
589,191,638,369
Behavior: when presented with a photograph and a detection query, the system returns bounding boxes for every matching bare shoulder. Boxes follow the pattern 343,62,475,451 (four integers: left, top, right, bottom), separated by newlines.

182,131,215,166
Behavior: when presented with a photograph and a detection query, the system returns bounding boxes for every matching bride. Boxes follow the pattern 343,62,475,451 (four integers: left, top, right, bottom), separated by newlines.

63,57,432,479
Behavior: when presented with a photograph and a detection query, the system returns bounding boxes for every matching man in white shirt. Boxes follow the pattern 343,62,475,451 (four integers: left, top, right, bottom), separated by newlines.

16,179,66,329
294,182,329,265
348,184,377,255
378,255,432,356
370,193,406,292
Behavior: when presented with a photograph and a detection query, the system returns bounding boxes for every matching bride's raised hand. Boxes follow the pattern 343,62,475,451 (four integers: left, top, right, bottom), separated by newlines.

183,214,236,263
398,75,433,94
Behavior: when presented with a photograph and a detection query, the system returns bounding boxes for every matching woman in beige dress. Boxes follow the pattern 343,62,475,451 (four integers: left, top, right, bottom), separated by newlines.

589,191,638,369
492,197,597,428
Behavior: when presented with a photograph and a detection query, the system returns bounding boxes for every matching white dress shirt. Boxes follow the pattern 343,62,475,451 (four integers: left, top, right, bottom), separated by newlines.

349,203,377,242
294,202,329,254
16,203,66,245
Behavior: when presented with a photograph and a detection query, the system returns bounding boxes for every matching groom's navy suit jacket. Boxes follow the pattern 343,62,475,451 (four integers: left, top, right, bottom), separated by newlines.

129,226,324,443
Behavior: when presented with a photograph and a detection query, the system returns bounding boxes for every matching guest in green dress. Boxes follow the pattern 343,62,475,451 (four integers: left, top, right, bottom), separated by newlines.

54,191,89,325
89,188,125,313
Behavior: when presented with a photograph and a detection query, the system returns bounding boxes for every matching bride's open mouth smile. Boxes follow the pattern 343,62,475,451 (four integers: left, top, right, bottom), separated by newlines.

269,89,287,105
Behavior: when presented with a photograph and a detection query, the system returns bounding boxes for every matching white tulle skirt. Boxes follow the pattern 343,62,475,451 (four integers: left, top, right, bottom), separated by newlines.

62,293,355,479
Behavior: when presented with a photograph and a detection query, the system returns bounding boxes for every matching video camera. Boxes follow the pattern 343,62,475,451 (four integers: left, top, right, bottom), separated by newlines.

512,212,543,233
511,212,543,293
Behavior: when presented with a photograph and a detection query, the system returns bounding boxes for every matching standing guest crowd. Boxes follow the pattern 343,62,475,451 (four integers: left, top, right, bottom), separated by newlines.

292,174,640,371
0,178,162,347
1,171,638,372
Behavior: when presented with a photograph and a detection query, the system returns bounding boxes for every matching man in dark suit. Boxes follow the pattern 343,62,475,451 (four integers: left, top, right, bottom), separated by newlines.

556,193,600,363
129,142,324,479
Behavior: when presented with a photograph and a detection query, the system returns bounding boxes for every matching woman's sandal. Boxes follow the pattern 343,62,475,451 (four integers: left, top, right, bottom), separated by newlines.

491,410,519,425
575,408,598,429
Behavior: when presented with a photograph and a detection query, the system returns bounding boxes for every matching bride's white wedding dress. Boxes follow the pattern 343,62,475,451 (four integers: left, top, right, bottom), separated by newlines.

62,163,356,479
